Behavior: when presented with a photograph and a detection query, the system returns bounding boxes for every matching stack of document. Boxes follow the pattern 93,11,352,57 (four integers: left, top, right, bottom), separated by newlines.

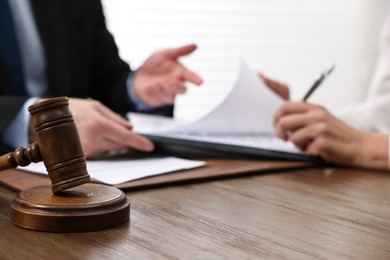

129,60,317,162
20,155,206,185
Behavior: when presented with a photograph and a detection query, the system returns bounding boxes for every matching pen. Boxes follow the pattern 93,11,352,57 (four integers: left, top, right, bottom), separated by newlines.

302,64,336,101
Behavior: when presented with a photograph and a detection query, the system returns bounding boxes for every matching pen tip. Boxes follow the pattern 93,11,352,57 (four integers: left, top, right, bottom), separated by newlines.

326,64,336,75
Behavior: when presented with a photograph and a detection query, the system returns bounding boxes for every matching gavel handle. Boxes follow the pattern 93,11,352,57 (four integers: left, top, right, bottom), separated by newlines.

0,143,42,171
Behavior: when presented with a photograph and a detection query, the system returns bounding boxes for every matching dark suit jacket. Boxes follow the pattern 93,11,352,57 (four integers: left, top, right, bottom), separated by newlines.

0,0,173,153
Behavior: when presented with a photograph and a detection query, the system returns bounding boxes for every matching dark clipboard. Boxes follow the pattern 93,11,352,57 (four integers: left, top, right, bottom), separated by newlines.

144,134,324,163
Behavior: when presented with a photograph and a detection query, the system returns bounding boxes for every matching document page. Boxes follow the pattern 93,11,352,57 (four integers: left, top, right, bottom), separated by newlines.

21,156,206,185
128,60,303,155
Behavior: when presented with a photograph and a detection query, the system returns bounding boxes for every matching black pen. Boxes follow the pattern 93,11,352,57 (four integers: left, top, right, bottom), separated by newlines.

302,65,336,101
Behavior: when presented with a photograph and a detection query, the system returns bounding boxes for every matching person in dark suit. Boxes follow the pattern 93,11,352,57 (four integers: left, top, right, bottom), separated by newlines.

0,0,203,157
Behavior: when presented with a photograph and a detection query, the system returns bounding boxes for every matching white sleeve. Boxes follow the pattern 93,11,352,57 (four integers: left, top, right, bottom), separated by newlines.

336,93,390,132
3,97,38,149
336,10,390,132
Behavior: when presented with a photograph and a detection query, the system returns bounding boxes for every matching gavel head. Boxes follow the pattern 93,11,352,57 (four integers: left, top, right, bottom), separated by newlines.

28,97,91,193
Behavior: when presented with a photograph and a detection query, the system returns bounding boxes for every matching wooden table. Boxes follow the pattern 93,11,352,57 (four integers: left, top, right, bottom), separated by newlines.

0,166,390,259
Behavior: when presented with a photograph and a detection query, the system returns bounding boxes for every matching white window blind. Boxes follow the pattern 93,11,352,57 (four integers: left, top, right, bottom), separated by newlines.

102,0,389,121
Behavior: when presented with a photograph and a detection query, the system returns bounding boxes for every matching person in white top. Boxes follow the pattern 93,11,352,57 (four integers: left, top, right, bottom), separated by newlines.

262,10,390,170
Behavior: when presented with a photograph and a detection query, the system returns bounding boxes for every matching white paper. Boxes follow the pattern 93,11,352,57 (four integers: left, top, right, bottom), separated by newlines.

128,59,303,155
20,156,206,185
171,59,284,134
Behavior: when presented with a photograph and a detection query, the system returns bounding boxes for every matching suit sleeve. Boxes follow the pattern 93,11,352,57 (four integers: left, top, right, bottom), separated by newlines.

87,0,173,117
0,96,29,153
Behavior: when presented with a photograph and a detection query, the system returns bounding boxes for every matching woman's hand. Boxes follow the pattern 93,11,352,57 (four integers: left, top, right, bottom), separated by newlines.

274,101,389,170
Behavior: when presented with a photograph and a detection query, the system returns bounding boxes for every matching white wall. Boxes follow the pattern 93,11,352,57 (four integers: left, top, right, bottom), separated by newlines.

102,0,389,120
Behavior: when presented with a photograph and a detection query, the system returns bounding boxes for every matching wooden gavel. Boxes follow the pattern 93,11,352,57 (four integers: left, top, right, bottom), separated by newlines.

0,97,130,232
0,97,91,193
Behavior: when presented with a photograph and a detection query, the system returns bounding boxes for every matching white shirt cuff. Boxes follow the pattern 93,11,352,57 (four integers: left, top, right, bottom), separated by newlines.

126,73,154,111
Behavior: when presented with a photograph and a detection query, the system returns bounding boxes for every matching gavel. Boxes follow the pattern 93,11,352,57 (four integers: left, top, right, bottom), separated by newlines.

0,97,91,193
0,97,130,232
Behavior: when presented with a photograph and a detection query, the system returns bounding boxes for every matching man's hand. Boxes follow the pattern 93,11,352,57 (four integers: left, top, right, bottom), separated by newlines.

68,98,154,158
132,43,203,107
273,102,388,169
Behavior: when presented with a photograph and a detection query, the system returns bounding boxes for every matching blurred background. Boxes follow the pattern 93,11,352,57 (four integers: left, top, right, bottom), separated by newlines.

102,0,389,121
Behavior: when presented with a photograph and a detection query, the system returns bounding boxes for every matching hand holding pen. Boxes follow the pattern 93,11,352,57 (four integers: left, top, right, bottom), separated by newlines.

272,64,336,139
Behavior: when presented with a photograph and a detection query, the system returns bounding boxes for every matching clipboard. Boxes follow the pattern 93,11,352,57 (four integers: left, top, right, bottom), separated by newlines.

146,134,323,162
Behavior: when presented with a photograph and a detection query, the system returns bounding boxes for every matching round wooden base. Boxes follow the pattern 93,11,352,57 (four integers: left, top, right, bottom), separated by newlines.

10,183,130,232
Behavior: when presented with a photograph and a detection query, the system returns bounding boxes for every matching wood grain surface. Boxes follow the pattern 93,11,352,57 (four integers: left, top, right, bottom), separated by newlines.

0,166,390,259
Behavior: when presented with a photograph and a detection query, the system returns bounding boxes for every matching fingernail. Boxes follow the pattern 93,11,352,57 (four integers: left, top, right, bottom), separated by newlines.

144,142,154,151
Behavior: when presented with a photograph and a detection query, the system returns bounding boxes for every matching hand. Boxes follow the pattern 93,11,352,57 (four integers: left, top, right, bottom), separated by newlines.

258,73,290,100
273,102,389,169
68,98,154,158
132,43,203,107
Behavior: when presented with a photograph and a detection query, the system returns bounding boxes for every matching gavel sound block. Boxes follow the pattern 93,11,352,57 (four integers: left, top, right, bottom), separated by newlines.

0,97,130,232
